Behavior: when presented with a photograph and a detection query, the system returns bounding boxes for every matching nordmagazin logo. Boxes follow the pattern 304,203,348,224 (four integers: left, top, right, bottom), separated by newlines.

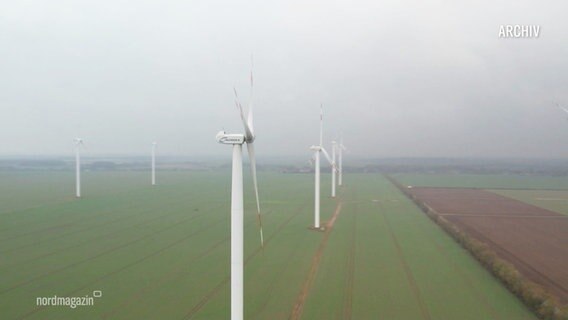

36,290,102,309
499,25,541,38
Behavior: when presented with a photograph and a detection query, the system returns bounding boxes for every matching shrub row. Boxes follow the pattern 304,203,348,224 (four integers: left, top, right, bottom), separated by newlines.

384,175,568,320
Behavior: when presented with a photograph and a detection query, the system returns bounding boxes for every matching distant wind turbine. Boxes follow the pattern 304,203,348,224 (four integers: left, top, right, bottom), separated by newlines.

74,138,83,198
215,58,263,320
331,140,337,197
338,135,346,186
310,104,334,229
556,102,568,119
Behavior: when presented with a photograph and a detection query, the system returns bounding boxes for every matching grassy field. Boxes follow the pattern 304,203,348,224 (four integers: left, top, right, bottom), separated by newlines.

0,171,536,319
301,174,535,320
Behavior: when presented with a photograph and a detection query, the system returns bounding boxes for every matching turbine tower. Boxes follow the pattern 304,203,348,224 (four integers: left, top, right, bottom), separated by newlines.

331,140,337,197
338,135,346,186
215,59,263,320
74,138,83,198
310,105,333,229
151,142,157,186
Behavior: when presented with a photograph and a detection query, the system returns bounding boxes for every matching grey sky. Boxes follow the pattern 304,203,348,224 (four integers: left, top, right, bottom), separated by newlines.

1,0,567,158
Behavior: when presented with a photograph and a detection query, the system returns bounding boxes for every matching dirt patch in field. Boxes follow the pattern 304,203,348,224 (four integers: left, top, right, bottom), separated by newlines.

408,187,563,217
380,207,432,320
407,187,568,304
342,202,356,320
289,201,343,320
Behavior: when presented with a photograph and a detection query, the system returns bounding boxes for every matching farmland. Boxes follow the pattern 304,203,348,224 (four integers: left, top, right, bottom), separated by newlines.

491,190,568,216
405,187,568,303
0,171,535,319
396,173,568,312
394,173,568,190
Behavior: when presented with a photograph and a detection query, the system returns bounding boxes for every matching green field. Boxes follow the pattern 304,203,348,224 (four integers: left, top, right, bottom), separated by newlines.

0,171,536,319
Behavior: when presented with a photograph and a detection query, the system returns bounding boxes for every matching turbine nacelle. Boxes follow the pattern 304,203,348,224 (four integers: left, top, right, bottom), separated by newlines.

310,145,322,151
216,131,245,145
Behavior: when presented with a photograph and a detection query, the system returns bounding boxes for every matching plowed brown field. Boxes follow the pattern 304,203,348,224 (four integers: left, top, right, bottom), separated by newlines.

407,187,568,303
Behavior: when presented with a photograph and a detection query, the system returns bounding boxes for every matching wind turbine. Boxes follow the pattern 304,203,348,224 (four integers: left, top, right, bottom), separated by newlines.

151,142,157,186
309,105,334,229
556,102,568,119
338,135,346,186
331,140,337,197
215,60,263,320
74,138,83,198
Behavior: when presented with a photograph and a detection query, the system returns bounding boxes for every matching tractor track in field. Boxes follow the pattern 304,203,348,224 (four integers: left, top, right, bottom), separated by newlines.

249,245,300,320
0,204,216,269
289,200,343,320
429,237,503,320
427,236,535,320
0,198,73,218
0,221,78,242
0,184,162,219
100,236,229,320
0,195,167,240
380,207,432,320
17,214,229,319
391,181,501,318
0,194,194,254
0,208,150,254
0,209,220,296
342,201,356,320
100,209,273,320
183,200,311,319
237,216,307,320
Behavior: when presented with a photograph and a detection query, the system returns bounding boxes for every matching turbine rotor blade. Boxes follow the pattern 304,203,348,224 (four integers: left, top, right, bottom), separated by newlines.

234,87,255,142
234,87,246,121
321,147,334,168
554,102,568,114
247,142,264,248
308,155,316,166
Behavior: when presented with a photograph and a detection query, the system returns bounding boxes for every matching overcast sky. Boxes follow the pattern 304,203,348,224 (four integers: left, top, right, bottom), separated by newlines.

1,0,567,159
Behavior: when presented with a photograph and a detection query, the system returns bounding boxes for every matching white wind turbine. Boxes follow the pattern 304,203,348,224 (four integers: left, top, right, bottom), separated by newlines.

74,138,83,198
215,60,263,320
309,105,334,229
338,134,346,186
331,140,337,197
557,102,568,119
151,142,157,186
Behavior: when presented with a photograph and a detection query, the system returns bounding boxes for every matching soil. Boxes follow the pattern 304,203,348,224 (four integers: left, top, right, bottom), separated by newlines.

407,187,568,304
290,201,343,320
